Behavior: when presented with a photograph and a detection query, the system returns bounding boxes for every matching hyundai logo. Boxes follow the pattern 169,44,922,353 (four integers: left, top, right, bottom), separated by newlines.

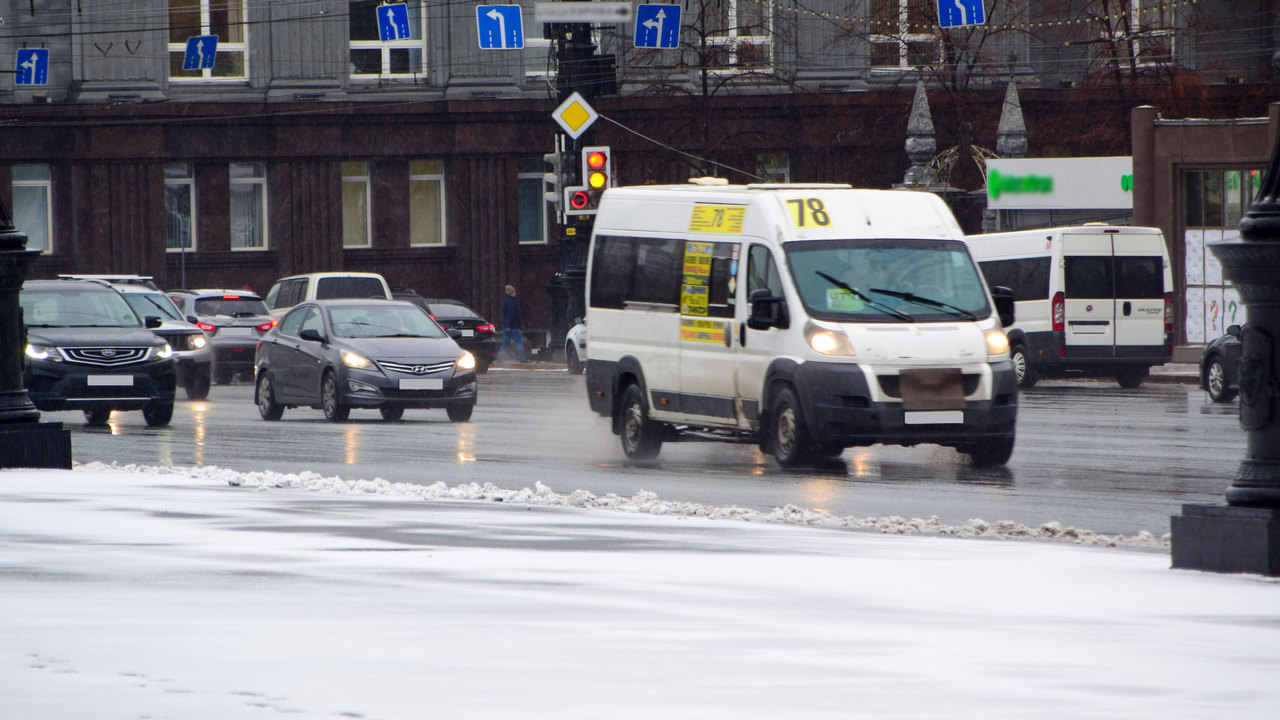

412,365,429,374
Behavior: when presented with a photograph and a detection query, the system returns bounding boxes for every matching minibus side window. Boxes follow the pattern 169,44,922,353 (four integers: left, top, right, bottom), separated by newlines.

747,244,783,297
704,242,739,318
590,234,683,309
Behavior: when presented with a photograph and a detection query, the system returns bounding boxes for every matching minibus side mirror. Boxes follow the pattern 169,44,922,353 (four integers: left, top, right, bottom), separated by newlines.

991,286,1016,328
747,289,789,330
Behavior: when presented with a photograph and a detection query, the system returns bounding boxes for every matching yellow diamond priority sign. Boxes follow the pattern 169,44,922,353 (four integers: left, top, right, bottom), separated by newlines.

552,91,598,140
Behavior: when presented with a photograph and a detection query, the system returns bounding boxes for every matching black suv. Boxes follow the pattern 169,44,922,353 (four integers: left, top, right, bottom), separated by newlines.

20,279,178,426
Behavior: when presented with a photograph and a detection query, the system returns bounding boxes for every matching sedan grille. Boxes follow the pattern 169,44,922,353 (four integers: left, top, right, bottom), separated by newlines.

378,359,454,375
62,347,151,366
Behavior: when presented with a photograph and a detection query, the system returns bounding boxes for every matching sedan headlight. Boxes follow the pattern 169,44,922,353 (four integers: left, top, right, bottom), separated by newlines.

804,320,855,356
985,329,1010,357
155,344,174,360
457,351,476,370
342,349,372,369
25,344,59,361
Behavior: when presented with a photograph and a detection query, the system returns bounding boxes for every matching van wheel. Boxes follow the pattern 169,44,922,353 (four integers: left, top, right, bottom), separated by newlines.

619,383,663,460
1011,344,1037,389
566,345,584,375
1116,366,1147,389
770,386,812,469
1205,356,1237,403
966,435,1015,467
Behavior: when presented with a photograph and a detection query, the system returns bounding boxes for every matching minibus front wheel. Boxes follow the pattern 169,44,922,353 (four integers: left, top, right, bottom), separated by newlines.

619,383,663,461
770,385,813,469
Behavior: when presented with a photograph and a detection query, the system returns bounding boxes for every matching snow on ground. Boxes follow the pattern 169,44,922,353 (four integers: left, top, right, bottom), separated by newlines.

1,462,1277,720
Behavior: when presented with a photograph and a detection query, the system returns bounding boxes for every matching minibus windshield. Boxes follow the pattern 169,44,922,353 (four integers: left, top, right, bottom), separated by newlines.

785,238,991,323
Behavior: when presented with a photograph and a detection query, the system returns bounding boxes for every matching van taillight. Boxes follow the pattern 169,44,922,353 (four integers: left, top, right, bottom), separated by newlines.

1052,291,1065,357
1163,292,1173,331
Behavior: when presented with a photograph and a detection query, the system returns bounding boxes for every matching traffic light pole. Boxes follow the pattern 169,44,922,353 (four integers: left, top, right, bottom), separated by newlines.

544,21,599,359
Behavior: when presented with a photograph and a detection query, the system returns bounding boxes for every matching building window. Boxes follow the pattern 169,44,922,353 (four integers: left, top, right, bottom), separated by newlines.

11,164,52,253
168,0,248,81
1103,0,1177,68
869,0,941,70
165,163,196,252
409,159,445,246
342,161,371,248
349,0,425,78
230,163,266,250
517,158,548,245
756,153,790,183
707,0,772,69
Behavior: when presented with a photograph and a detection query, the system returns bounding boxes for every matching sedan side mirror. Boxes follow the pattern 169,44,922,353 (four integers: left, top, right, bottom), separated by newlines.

1227,324,1242,338
299,328,325,343
991,286,1016,328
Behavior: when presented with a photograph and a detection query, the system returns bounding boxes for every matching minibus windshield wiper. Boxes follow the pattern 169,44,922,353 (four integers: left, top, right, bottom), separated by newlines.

869,288,978,320
815,272,913,321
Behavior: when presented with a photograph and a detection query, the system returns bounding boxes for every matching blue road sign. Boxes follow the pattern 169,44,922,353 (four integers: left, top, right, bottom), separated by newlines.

15,48,49,85
378,3,412,41
183,35,219,71
634,4,681,49
937,0,985,28
476,6,525,50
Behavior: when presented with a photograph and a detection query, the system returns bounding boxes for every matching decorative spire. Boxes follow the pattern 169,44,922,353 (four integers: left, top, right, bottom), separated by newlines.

903,81,937,187
996,80,1027,159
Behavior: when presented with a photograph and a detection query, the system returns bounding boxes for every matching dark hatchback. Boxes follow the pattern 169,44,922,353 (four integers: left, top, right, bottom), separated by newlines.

20,279,177,426
1200,324,1242,403
392,290,497,373
254,299,478,422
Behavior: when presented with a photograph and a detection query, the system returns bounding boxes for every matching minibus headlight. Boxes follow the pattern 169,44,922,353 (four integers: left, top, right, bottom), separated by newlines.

985,329,1010,357
804,321,855,356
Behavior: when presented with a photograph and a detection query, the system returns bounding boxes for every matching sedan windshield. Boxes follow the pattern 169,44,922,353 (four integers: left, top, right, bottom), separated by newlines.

785,238,991,323
21,289,142,328
329,305,448,339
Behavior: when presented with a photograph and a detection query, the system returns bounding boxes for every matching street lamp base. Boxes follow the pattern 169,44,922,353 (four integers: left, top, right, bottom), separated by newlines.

0,422,72,469
1171,503,1280,576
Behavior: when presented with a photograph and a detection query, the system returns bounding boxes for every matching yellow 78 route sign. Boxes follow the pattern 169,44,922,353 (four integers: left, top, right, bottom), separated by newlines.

786,197,832,228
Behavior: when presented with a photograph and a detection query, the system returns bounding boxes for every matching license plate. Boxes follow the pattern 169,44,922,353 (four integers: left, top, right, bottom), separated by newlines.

399,378,443,390
461,329,474,338
904,410,963,425
87,375,134,387
218,327,254,336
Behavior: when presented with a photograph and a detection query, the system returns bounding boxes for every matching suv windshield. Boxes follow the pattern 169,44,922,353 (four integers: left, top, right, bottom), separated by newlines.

122,292,184,322
785,238,991,323
194,296,269,317
21,288,142,328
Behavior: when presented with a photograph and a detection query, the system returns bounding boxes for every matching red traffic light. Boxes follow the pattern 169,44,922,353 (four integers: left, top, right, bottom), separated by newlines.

569,190,591,210
586,151,607,170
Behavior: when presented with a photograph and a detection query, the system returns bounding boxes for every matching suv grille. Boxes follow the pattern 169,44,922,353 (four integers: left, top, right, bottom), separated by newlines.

378,359,454,375
62,347,151,366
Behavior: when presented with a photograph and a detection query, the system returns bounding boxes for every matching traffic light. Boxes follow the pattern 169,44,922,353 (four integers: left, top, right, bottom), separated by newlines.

568,146,610,215
543,152,564,212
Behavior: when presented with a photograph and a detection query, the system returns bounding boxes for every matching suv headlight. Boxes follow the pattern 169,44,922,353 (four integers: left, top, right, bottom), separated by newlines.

25,344,60,361
155,344,174,360
189,333,208,350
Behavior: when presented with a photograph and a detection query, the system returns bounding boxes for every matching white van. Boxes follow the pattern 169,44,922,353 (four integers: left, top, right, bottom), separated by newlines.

583,182,1018,468
964,225,1172,388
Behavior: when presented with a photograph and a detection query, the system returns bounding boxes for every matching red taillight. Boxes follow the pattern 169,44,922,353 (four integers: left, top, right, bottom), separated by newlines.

195,321,217,333
256,319,277,332
476,323,496,334
1051,291,1065,357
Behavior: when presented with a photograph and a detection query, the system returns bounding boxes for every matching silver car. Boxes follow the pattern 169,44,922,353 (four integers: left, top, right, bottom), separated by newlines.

169,289,277,385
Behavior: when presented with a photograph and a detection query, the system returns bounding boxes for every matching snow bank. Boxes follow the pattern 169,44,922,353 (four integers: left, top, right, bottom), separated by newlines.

76,461,1170,550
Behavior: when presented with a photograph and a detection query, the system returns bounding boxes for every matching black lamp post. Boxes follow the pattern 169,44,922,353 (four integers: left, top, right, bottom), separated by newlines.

0,199,71,468
1172,99,1280,575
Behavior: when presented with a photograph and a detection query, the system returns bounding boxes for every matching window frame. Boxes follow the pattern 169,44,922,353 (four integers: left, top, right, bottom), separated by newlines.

342,161,372,249
167,0,249,83
229,162,268,250
868,0,942,72
409,159,447,247
705,0,774,70
164,163,196,253
348,0,427,80
517,158,549,245
11,164,53,254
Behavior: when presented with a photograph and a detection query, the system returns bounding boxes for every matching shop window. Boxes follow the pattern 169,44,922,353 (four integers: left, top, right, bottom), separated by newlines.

409,159,445,246
342,161,371,248
11,164,52,253
230,163,267,249
165,163,196,252
869,0,941,71
349,0,425,78
517,159,548,245
168,0,247,81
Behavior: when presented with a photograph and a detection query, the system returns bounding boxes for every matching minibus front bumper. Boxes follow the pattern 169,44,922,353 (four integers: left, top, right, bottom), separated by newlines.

792,360,1018,447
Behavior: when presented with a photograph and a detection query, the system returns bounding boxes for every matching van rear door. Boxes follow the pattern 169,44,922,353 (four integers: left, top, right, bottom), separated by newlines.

1061,231,1166,358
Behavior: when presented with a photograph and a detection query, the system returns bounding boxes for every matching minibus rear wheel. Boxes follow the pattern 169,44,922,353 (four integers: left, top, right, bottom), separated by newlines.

619,383,663,460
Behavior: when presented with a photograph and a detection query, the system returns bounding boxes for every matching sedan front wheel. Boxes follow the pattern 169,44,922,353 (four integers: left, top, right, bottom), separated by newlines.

322,372,350,422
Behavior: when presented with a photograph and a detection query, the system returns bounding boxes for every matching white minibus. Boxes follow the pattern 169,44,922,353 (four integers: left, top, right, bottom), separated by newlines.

965,225,1173,388
583,182,1018,468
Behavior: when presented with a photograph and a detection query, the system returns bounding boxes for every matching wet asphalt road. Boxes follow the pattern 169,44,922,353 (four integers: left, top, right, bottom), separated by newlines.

59,368,1242,538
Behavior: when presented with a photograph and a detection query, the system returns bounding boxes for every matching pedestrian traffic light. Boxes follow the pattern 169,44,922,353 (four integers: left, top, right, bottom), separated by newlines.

578,146,611,213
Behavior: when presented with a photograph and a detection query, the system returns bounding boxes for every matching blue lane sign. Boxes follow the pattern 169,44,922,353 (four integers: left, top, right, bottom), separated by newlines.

937,0,985,28
183,35,219,70
15,48,49,85
378,3,411,41
634,4,681,49
476,5,524,50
